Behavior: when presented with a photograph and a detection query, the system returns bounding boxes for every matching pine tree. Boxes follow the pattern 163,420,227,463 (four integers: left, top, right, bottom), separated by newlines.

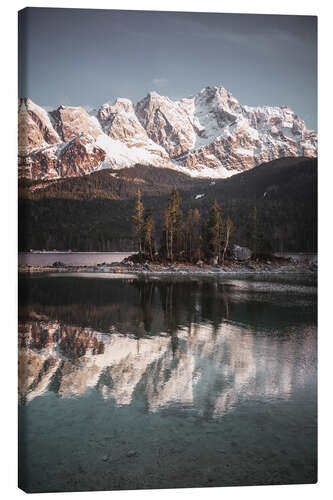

252,206,258,257
143,210,154,260
205,200,223,264
164,185,183,262
164,208,171,260
132,189,144,253
192,208,202,261
185,208,202,262
184,209,193,261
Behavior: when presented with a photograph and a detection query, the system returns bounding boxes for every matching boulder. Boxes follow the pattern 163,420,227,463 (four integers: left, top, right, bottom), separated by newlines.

231,245,252,261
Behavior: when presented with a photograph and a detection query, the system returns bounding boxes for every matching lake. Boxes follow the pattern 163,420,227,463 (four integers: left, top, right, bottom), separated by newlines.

18,252,132,267
18,273,317,492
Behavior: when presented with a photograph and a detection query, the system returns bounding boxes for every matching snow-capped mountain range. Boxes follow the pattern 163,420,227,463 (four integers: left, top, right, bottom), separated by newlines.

18,85,317,181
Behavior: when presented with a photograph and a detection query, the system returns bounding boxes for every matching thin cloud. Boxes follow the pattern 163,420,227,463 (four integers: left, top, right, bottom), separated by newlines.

152,78,168,88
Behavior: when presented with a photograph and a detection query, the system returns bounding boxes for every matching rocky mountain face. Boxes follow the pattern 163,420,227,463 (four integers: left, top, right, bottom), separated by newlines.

18,86,317,181
136,87,317,177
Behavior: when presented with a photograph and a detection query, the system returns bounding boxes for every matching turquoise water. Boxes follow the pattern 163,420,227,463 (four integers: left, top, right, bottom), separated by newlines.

18,274,317,492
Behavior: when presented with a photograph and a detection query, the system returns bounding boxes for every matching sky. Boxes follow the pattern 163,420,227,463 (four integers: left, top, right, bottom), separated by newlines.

18,8,317,130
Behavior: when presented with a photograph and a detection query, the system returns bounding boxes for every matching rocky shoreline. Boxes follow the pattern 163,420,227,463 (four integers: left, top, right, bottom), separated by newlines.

18,257,317,276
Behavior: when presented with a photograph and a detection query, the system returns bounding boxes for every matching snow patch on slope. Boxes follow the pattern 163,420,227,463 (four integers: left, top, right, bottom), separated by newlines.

173,163,234,179
96,134,170,169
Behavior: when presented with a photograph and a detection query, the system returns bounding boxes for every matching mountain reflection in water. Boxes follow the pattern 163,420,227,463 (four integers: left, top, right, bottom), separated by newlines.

18,275,316,419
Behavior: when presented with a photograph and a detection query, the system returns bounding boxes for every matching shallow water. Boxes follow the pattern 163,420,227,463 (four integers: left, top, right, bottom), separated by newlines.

18,251,132,267
18,274,317,492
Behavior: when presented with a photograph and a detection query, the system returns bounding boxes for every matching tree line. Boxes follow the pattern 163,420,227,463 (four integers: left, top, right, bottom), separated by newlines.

18,182,316,254
133,185,237,264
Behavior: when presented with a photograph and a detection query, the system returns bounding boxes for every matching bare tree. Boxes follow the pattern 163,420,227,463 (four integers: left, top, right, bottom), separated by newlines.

221,216,233,265
132,189,144,253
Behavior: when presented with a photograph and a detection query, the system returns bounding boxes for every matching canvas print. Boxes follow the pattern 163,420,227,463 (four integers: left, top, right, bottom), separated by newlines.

18,8,317,493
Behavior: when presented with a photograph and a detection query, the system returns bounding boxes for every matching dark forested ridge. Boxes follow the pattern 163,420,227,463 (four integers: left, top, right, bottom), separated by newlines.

19,157,317,253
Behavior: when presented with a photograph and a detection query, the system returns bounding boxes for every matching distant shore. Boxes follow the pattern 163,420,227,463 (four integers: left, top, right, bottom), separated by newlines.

18,258,317,276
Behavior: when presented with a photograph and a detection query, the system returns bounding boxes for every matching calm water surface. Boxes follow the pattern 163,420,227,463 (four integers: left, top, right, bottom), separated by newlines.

18,274,317,492
18,252,132,266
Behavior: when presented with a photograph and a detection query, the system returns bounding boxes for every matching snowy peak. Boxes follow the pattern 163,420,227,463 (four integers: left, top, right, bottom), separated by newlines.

18,98,61,155
196,85,241,113
135,84,316,177
96,97,171,169
136,91,197,157
50,105,102,142
98,98,146,140
182,86,316,175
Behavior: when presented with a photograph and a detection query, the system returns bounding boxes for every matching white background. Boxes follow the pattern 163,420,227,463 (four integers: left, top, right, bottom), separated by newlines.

0,1,331,499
